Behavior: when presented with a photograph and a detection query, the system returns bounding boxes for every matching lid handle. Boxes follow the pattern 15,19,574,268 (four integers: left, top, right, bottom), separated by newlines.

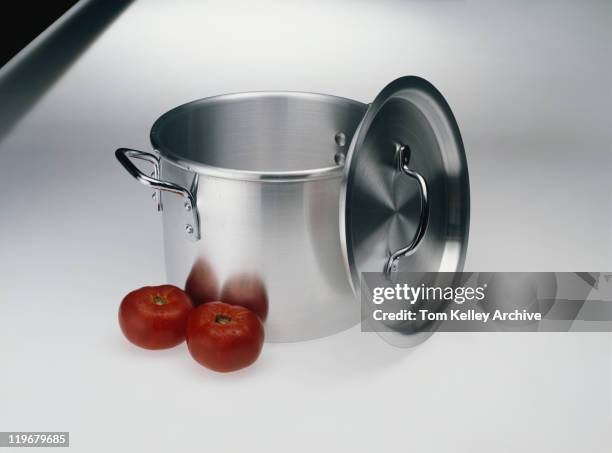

384,144,429,275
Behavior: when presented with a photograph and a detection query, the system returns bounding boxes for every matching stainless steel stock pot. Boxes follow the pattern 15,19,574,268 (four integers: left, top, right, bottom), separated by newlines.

116,76,470,342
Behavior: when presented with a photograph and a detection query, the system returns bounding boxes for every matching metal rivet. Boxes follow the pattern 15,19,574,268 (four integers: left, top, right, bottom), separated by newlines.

184,202,192,211
334,132,347,147
185,224,194,234
334,152,346,165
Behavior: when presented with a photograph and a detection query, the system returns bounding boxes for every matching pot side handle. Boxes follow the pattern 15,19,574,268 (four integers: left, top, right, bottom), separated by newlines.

115,148,201,240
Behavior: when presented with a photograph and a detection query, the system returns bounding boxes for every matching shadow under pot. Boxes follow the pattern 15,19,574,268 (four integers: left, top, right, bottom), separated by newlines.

115,76,470,343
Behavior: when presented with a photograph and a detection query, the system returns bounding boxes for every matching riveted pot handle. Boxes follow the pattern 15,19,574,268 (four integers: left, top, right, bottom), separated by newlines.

115,148,201,240
384,144,429,275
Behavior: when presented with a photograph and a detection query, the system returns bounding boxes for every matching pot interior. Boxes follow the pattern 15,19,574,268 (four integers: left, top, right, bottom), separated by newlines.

150,92,367,174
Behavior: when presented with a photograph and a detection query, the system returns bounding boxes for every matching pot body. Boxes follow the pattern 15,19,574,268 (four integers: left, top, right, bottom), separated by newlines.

151,93,368,342
160,161,359,342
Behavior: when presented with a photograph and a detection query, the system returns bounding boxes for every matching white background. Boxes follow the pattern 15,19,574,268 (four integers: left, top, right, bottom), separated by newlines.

0,1,610,451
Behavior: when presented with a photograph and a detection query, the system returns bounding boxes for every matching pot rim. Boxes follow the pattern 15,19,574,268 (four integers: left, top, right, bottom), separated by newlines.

149,91,367,182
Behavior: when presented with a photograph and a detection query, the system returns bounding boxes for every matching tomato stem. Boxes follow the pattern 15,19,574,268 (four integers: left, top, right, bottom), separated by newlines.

153,295,167,306
215,314,232,325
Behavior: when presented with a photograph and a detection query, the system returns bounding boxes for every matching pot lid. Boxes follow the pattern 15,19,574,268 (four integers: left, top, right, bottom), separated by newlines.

340,76,470,294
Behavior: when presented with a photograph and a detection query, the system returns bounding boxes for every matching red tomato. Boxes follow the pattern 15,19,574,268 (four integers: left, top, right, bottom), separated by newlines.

119,285,193,350
185,258,220,306
186,301,264,372
220,274,269,321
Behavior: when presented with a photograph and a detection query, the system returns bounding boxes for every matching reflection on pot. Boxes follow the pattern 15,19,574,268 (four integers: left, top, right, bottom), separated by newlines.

220,273,269,322
185,258,220,306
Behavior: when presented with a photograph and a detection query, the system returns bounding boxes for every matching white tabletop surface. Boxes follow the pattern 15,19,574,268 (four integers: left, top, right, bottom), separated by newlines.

0,1,610,452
